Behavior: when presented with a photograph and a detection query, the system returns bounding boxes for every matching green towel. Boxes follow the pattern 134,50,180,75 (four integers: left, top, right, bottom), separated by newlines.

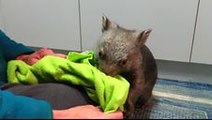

7,51,130,113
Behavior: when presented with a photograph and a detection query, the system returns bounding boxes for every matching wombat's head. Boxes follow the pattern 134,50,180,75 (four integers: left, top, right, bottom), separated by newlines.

97,15,152,76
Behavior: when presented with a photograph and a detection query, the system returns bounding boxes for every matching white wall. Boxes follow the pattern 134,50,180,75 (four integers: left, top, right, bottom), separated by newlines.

191,0,212,64
80,0,198,62
0,0,5,29
1,0,81,51
1,0,212,84
2,0,212,65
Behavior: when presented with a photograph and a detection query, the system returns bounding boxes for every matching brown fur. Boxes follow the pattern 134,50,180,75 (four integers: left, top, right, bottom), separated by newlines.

96,16,158,118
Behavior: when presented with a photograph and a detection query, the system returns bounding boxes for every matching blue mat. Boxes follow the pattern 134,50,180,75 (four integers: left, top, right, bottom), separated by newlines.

131,78,212,119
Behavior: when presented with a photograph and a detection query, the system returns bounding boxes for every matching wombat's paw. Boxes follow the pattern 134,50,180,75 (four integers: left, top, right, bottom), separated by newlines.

123,110,134,119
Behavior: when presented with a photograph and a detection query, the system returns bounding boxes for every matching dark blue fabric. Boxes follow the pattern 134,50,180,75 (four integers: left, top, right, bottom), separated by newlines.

0,29,53,119
0,91,53,119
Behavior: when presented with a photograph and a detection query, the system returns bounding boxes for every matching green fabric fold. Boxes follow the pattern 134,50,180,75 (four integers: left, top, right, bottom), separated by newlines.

7,51,129,113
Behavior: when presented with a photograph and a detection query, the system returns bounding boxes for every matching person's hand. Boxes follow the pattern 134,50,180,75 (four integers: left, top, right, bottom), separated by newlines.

16,48,66,65
53,105,123,119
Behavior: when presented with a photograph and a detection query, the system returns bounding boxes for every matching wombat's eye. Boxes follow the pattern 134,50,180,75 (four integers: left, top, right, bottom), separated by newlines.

99,51,103,57
99,51,106,59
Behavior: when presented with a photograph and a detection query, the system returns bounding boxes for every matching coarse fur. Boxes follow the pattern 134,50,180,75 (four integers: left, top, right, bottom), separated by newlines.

96,15,158,118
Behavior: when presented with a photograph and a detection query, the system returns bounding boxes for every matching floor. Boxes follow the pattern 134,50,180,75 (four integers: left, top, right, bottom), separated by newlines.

157,60,212,84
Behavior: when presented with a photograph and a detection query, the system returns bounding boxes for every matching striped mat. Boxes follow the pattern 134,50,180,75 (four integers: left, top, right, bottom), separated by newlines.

130,78,212,119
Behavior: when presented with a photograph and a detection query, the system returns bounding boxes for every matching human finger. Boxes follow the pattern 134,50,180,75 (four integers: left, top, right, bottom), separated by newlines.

104,111,123,119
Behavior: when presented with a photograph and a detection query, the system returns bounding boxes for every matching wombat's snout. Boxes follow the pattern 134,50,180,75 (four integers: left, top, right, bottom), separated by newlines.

104,71,117,77
98,64,119,77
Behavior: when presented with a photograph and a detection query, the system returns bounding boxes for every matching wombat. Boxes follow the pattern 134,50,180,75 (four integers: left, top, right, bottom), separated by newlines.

96,16,158,118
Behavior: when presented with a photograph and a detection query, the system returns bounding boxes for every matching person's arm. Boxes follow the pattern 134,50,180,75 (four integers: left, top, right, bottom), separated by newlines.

0,30,34,61
0,29,65,65
53,105,123,119
0,90,123,119
0,90,53,119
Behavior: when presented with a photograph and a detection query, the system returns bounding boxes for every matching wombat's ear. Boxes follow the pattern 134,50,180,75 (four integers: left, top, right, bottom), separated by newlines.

102,15,118,32
136,29,152,45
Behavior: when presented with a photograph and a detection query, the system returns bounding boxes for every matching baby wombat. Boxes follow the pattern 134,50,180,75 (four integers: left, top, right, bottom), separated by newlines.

96,16,158,117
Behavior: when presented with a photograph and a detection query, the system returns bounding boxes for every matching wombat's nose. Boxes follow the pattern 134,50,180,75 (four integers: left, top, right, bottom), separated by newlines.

100,68,115,77
105,71,118,77
98,64,118,77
